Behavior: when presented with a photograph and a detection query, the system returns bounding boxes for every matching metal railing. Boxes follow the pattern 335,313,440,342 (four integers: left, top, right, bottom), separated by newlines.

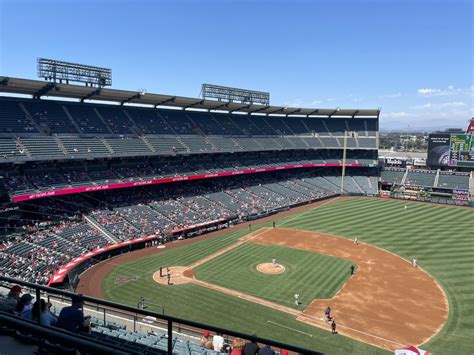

0,276,322,355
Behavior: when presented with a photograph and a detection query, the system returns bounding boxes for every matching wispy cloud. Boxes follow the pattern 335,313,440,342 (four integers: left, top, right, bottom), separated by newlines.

412,101,467,110
416,85,472,97
379,92,402,99
381,105,474,130
282,98,304,107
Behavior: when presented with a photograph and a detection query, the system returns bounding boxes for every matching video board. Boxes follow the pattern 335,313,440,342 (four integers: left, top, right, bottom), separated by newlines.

427,133,474,167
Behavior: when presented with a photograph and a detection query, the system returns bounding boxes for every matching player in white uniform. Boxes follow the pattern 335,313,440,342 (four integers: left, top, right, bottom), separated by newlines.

412,258,417,267
294,293,299,306
353,237,358,245
272,258,277,268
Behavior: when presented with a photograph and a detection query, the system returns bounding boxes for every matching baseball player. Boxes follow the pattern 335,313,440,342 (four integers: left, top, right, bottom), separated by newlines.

325,306,331,321
350,265,355,276
331,320,337,334
272,258,277,268
412,258,417,267
405,205,408,210
353,237,358,245
294,293,299,306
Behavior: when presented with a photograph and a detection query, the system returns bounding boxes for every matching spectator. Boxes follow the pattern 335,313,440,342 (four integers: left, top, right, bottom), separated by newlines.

199,330,213,349
259,345,275,355
213,332,225,351
56,295,91,333
243,339,260,355
230,337,246,355
14,293,34,318
32,299,57,326
0,285,21,314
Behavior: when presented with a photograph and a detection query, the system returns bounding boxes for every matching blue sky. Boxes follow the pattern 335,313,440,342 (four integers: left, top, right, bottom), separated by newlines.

0,0,472,131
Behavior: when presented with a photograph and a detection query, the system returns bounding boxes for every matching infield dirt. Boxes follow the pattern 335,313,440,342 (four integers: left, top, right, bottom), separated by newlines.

77,197,448,351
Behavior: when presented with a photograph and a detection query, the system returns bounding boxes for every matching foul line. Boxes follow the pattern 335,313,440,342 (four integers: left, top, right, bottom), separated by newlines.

297,313,404,347
267,321,313,338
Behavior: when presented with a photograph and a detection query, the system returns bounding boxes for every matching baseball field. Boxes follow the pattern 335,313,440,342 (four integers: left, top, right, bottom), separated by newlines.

78,197,474,354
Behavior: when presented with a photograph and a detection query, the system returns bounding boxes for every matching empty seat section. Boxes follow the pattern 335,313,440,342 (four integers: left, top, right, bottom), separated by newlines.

0,138,27,159
344,137,358,148
60,136,111,156
319,137,340,148
304,118,328,135
179,136,214,153
186,111,225,135
438,173,469,189
125,108,172,134
20,137,64,158
272,137,293,149
381,168,405,184
23,100,78,133
405,170,436,187
105,137,152,156
325,119,346,136
159,110,195,134
145,136,187,154
228,114,262,135
211,113,244,135
265,117,292,135
253,137,280,150
0,99,37,133
65,104,110,134
284,117,310,135
248,116,278,135
347,119,367,136
207,136,242,151
302,137,323,148
233,137,263,151
366,119,378,136
357,138,377,149
95,106,133,134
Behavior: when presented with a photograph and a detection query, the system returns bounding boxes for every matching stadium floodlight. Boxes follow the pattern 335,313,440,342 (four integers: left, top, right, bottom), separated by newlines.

201,83,270,105
37,58,112,87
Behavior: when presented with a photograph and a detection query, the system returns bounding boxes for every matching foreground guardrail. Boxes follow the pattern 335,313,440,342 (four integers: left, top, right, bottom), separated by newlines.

1,276,322,355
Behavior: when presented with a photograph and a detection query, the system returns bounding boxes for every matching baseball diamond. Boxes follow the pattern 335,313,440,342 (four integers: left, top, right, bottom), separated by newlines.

1,4,473,354
76,197,474,354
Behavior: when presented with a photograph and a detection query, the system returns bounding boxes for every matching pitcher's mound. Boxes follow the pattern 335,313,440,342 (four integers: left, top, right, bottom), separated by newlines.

152,266,193,285
256,262,286,274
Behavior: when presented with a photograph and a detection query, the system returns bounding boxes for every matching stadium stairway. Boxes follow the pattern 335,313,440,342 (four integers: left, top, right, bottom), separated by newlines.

433,169,440,187
470,172,474,196
84,215,119,244
401,167,409,185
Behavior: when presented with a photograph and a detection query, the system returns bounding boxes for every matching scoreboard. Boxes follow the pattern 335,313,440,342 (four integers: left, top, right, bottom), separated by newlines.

427,133,474,167
449,134,474,165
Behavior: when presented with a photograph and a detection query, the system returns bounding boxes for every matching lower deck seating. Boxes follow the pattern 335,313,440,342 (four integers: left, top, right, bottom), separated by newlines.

405,170,436,187
438,172,469,190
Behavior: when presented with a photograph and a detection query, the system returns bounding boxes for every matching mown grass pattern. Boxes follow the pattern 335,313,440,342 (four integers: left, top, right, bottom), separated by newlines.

281,198,474,355
103,198,473,354
194,243,352,308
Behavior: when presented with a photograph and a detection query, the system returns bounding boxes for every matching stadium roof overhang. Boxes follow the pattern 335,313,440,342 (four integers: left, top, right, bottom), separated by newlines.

0,76,380,118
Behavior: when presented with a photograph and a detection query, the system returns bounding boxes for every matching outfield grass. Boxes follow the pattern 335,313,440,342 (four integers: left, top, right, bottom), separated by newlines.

102,197,474,354
281,198,474,355
194,243,352,308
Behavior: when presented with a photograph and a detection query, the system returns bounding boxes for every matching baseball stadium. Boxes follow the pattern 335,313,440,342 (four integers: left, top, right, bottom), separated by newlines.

0,2,473,354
